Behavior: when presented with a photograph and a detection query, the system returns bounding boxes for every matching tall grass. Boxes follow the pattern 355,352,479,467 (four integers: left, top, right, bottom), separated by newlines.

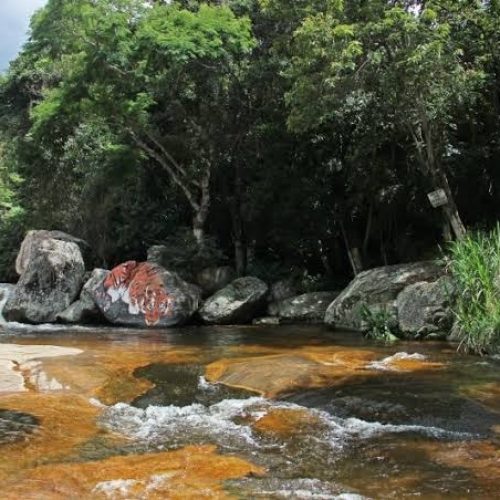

448,224,500,355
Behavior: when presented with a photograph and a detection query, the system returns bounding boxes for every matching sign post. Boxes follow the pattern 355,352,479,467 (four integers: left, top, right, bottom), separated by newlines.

427,189,448,208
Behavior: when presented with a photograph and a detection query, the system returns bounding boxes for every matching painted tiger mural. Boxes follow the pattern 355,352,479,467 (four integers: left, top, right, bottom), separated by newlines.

103,261,175,326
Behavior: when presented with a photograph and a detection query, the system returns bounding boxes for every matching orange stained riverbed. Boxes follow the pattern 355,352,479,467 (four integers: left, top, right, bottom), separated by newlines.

0,324,498,499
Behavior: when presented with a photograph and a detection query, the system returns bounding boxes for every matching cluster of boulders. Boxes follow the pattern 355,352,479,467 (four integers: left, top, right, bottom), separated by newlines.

325,261,455,339
0,230,456,339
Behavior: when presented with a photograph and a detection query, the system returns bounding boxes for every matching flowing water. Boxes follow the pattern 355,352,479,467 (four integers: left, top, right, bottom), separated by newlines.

0,324,499,499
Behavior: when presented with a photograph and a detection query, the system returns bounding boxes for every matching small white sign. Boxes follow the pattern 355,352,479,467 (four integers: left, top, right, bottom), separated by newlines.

427,189,448,208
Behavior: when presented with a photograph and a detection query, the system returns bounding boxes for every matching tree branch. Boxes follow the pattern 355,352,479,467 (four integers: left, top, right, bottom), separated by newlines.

127,128,200,211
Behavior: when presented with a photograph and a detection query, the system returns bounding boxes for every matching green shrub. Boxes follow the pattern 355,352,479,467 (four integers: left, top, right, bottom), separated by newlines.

0,206,26,282
448,225,500,355
360,305,399,342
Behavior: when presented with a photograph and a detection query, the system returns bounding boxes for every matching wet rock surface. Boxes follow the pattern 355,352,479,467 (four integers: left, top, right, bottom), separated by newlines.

0,409,39,445
0,326,499,499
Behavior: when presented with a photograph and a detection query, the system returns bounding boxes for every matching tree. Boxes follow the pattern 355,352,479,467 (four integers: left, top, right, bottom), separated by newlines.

286,0,485,240
25,0,255,247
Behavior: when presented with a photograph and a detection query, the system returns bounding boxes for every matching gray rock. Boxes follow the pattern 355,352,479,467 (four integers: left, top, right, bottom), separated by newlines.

4,238,85,323
90,261,200,328
199,276,268,324
81,268,109,302
57,269,108,324
0,409,39,445
56,299,97,324
195,266,235,296
268,292,340,323
447,319,463,342
0,284,15,324
15,230,91,274
325,261,444,330
396,276,455,338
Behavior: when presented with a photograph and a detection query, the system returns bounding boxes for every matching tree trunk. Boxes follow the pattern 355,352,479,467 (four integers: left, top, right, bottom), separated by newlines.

435,169,467,240
234,239,246,276
231,162,247,276
340,221,364,276
192,214,205,248
192,168,211,249
317,239,332,275
411,117,467,240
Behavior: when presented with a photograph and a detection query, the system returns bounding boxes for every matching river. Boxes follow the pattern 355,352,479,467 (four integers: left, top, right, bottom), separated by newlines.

0,324,499,498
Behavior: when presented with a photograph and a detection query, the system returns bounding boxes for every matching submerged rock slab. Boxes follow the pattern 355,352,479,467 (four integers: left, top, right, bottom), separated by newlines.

461,382,500,414
0,393,103,481
252,407,324,437
419,440,500,487
0,409,39,445
2,444,263,499
205,346,446,398
0,344,82,393
90,261,200,328
205,349,378,397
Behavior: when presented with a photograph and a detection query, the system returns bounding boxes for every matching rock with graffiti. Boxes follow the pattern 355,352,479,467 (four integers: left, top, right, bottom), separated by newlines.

91,261,201,328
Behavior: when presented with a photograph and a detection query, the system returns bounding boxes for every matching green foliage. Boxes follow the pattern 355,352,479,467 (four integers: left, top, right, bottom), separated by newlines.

361,305,399,342
2,0,500,290
0,142,26,281
152,227,226,279
448,225,500,355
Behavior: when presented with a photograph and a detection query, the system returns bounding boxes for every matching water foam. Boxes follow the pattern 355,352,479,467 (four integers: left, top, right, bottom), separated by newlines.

231,477,368,499
367,352,427,371
2,322,95,333
93,479,138,498
100,397,267,448
99,394,468,454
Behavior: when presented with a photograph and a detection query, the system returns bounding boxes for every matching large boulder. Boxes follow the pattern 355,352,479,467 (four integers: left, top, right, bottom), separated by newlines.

195,266,236,296
0,284,14,324
199,276,268,324
57,269,108,324
15,230,92,274
268,292,340,323
4,238,86,323
396,276,455,338
325,261,444,330
89,261,200,328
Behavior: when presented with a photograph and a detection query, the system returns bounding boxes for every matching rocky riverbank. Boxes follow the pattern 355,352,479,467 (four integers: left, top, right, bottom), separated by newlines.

0,230,457,340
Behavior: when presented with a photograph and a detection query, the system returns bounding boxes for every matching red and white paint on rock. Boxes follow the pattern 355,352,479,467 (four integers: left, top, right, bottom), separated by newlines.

103,261,175,326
